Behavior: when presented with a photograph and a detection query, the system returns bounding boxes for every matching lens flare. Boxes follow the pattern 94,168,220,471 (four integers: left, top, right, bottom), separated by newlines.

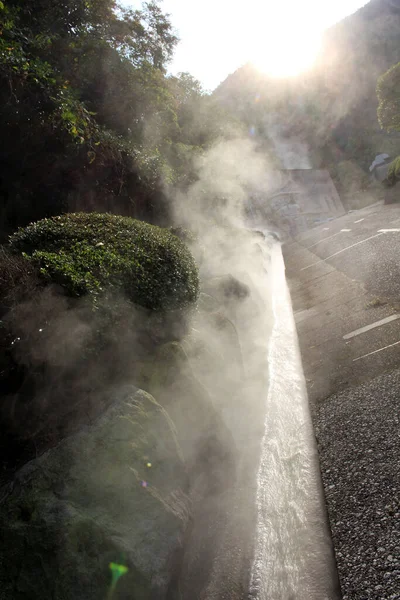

108,562,129,598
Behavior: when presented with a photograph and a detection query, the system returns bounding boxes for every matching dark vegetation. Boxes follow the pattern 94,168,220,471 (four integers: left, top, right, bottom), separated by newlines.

9,213,199,310
0,213,198,479
377,60,400,187
0,0,234,238
0,0,231,476
387,155,400,184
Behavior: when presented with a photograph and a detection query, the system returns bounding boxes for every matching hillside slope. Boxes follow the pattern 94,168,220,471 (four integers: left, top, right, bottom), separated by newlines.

214,0,400,204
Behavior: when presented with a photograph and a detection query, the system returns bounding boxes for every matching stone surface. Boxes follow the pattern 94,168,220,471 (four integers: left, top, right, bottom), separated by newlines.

202,274,250,305
0,387,190,600
136,341,237,490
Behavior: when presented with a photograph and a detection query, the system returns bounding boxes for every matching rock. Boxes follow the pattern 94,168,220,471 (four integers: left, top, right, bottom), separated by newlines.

202,274,250,305
197,292,219,313
184,311,245,406
0,387,190,600
140,346,239,600
136,342,237,491
130,342,238,600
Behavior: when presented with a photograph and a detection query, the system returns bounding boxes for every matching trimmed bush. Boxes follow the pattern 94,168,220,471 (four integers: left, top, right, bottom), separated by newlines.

9,213,199,311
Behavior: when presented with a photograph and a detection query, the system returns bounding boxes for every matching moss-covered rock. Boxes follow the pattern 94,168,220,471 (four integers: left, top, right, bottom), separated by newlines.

9,213,199,311
134,342,237,494
0,387,190,600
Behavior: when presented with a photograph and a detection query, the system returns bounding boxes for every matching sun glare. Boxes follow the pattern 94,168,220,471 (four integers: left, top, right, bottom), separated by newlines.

249,30,322,78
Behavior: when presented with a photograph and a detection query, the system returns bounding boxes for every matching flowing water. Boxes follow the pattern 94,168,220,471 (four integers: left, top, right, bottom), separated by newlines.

248,241,341,600
171,234,341,599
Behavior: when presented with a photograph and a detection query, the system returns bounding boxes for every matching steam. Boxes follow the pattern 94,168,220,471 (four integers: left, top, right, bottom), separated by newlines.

168,136,277,439
266,115,312,169
1,128,280,598
1,133,278,451
172,137,270,229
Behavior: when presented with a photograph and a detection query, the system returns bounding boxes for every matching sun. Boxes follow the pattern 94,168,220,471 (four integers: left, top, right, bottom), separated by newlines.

249,30,322,79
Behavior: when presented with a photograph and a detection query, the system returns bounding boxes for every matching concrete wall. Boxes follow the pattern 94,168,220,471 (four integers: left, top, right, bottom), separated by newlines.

249,170,345,235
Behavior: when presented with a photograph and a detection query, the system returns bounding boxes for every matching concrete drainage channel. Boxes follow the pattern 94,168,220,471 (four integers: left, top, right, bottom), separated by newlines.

170,239,342,600
248,242,341,600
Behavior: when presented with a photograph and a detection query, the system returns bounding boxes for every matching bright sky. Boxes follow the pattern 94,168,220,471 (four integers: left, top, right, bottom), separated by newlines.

121,0,368,90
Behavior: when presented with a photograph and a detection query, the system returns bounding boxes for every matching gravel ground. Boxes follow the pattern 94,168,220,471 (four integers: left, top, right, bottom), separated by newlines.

314,368,400,600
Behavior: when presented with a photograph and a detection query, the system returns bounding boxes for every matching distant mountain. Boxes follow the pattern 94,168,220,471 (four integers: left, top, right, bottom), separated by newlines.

214,0,400,204
316,0,400,128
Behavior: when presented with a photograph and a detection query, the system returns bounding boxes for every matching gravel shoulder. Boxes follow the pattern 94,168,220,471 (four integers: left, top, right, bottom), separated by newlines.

315,370,400,600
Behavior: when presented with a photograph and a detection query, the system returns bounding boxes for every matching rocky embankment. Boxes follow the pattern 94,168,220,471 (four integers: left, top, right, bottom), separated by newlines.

0,223,267,599
0,387,190,599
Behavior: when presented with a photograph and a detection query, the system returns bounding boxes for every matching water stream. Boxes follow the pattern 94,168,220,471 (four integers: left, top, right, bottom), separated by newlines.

170,233,341,599
248,241,341,600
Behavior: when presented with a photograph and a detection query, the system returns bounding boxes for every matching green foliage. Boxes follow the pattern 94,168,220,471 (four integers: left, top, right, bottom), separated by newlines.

0,0,235,236
377,62,400,132
386,155,400,186
336,160,369,193
117,2,178,70
9,213,199,310
0,0,182,234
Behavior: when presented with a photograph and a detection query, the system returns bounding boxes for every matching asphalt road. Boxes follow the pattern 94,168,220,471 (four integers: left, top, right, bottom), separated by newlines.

283,201,400,600
284,201,400,404
295,201,400,302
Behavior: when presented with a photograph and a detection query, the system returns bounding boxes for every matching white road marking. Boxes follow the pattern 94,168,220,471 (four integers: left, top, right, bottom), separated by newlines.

343,314,400,340
377,228,400,233
323,227,329,230
307,229,351,249
301,233,384,271
353,340,400,362
294,307,319,323
354,218,364,223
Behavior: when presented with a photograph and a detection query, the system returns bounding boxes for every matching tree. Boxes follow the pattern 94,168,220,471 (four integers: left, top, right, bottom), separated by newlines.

0,0,238,237
0,0,181,234
377,61,400,132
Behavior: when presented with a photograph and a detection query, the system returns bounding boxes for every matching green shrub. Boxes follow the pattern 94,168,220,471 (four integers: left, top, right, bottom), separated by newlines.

9,213,199,311
169,226,198,244
387,156,400,187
